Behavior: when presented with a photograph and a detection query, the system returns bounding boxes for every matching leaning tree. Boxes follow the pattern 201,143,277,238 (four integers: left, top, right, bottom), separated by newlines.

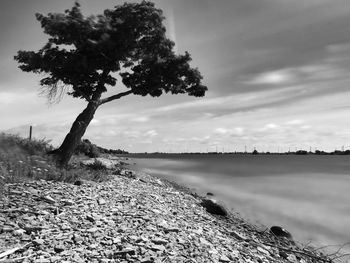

15,1,207,166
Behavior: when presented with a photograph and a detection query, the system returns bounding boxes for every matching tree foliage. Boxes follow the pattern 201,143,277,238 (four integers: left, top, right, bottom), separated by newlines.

15,1,207,103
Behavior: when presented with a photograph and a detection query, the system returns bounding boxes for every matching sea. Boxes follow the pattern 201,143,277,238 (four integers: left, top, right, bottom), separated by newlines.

125,154,350,259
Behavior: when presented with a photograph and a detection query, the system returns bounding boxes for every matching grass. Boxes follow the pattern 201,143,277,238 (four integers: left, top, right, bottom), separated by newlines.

0,133,112,197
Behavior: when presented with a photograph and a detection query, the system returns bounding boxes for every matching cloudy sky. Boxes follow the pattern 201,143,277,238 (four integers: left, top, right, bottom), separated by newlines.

1,0,350,153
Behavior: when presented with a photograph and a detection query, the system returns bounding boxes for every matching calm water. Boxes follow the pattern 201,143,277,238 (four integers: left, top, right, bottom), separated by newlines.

127,154,350,257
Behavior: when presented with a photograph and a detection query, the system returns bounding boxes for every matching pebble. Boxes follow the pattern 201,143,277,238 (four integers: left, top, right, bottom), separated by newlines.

219,255,231,262
0,162,327,263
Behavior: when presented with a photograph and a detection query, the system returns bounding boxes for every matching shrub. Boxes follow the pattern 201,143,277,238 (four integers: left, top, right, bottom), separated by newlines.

86,159,107,171
75,139,100,158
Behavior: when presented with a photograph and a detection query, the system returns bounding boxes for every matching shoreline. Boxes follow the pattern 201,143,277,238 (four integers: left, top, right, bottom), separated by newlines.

0,158,341,262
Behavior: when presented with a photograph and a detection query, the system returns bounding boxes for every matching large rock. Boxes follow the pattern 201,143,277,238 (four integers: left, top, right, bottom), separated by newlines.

201,198,228,216
270,226,293,240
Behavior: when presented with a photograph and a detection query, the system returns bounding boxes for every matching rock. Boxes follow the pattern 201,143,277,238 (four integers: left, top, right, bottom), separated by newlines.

257,246,270,255
287,253,298,262
163,227,180,233
86,215,95,222
112,237,122,244
201,198,228,216
150,244,166,251
34,258,50,263
40,195,56,204
230,231,248,241
74,180,83,186
279,251,288,259
23,225,45,234
87,227,99,233
206,192,214,196
219,255,230,262
62,199,74,206
54,245,65,253
13,228,26,236
140,257,153,263
1,226,14,233
152,237,168,245
200,237,211,246
33,238,45,246
98,198,107,205
114,248,136,257
270,226,293,240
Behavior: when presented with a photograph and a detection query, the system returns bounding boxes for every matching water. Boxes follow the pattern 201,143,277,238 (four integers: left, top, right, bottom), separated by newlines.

127,154,350,258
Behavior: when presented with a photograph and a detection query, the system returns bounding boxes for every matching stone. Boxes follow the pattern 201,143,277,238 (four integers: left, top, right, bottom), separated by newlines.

86,215,95,222
230,231,248,241
40,195,56,204
33,238,45,246
112,237,122,244
54,245,65,253
87,227,99,233
200,237,211,246
201,198,228,216
1,226,14,233
257,246,270,255
13,228,26,236
152,237,168,245
114,248,136,257
62,199,74,206
140,257,153,263
74,180,83,186
219,255,230,262
163,227,180,233
98,198,107,205
270,226,293,240
150,244,166,251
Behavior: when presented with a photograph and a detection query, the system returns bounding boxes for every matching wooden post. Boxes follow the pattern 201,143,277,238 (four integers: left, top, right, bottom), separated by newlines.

29,126,32,140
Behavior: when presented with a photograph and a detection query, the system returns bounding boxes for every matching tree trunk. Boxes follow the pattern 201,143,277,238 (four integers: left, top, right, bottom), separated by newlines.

55,101,100,167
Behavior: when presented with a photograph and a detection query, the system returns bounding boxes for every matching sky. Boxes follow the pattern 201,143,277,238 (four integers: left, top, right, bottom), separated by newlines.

1,0,350,153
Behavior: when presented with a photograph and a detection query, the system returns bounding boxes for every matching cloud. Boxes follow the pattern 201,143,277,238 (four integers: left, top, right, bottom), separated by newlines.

261,123,279,130
145,129,158,138
246,69,295,85
285,119,304,125
214,128,229,135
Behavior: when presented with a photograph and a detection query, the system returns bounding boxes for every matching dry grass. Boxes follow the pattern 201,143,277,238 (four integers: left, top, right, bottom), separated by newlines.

0,133,111,197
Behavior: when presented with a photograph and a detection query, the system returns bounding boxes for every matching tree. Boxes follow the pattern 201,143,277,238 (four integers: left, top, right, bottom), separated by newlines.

15,1,207,166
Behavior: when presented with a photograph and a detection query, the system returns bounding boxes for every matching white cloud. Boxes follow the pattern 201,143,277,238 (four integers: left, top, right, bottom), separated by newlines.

214,128,229,134
232,127,245,136
286,119,304,125
247,69,295,85
145,130,158,137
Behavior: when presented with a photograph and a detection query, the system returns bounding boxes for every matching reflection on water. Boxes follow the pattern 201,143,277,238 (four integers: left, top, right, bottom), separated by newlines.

129,154,350,258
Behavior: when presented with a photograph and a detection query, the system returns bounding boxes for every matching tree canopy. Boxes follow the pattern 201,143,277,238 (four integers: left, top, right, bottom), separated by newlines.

15,1,207,104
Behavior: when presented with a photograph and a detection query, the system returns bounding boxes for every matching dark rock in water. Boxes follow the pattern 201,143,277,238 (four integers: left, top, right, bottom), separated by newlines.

74,180,83,186
201,198,228,216
206,192,214,196
270,226,293,240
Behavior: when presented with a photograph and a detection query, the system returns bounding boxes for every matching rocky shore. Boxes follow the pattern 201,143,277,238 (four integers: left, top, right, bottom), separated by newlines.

0,160,335,263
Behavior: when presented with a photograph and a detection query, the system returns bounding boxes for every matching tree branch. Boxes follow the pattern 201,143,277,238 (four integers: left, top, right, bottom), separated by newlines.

99,90,133,105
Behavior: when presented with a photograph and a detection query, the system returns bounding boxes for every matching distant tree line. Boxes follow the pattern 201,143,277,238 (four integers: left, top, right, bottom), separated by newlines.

138,149,350,155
